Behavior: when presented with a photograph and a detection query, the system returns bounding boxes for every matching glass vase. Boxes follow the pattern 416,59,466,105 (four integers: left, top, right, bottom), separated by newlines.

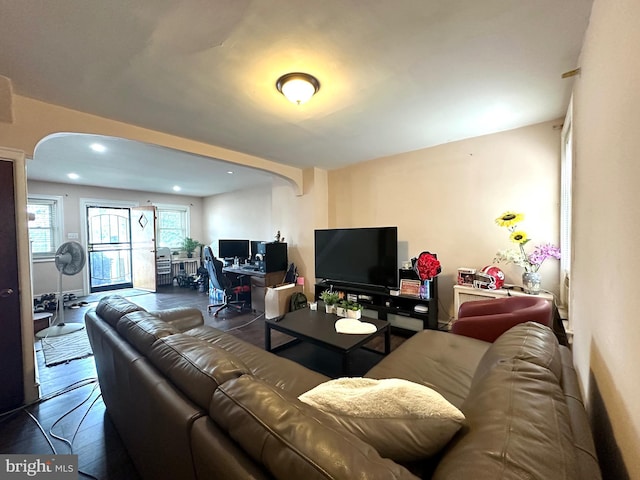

420,280,431,300
522,271,541,295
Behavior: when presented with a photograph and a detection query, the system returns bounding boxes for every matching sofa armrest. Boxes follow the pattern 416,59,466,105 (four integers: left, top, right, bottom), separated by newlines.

147,307,204,331
451,313,526,343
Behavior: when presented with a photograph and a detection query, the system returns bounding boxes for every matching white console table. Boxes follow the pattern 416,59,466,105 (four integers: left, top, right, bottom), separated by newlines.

453,284,554,320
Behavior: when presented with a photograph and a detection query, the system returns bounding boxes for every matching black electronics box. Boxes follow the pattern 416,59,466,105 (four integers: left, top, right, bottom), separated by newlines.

257,242,288,273
399,268,420,281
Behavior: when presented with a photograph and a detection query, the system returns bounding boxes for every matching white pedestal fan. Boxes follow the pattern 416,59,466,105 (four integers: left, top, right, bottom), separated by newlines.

35,241,86,339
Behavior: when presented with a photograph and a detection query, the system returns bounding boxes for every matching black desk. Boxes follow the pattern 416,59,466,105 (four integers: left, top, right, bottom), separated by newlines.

223,265,264,276
222,267,285,312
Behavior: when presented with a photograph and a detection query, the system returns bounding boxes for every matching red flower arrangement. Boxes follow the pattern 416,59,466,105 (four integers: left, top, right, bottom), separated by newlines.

412,251,441,281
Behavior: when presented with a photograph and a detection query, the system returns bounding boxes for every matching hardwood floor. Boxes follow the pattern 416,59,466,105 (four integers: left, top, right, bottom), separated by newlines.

1,286,406,479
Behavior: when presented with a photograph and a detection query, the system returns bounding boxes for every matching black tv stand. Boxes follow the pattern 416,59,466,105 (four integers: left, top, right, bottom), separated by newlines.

315,276,438,334
318,280,389,296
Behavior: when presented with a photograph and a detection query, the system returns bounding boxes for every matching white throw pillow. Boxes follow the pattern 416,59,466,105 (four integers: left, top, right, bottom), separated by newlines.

299,377,465,462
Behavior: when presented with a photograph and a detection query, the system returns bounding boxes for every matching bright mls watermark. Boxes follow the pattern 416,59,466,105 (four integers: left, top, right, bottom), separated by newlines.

0,455,77,479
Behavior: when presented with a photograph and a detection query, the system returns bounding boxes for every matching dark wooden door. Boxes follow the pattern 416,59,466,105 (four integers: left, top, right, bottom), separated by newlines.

0,159,24,412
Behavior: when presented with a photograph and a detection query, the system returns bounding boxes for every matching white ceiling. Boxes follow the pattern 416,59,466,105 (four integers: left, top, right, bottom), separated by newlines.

0,0,593,197
28,133,277,197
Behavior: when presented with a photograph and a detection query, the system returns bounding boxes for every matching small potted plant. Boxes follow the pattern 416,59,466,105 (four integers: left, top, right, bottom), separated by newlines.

336,300,349,317
345,300,363,319
181,237,203,258
319,290,339,314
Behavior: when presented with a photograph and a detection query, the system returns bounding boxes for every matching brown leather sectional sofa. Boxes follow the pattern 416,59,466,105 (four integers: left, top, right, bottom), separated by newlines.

85,295,601,480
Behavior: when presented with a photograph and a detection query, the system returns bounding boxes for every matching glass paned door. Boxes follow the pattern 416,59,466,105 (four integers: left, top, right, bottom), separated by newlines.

87,206,133,292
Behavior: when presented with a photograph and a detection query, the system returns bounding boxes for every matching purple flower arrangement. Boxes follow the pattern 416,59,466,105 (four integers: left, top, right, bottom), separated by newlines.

494,211,561,273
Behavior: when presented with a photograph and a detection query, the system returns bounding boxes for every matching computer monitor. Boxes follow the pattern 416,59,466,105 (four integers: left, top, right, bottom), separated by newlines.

218,239,250,260
250,240,264,260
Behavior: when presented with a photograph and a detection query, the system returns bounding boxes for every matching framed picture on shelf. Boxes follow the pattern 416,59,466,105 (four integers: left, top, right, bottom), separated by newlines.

457,267,476,286
399,279,421,297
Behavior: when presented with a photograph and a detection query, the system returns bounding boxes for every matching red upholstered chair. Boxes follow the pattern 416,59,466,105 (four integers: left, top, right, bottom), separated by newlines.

452,295,553,343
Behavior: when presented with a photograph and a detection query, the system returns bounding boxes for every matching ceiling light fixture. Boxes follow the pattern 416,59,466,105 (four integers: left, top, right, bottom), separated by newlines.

172,185,181,192
276,72,320,105
90,143,106,153
67,173,80,180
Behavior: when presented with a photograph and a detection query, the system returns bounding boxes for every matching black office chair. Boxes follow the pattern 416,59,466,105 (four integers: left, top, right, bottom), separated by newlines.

204,246,250,317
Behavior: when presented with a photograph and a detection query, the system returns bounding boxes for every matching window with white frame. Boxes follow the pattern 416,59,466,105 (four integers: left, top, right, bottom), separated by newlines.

27,195,63,258
156,204,190,250
560,99,573,329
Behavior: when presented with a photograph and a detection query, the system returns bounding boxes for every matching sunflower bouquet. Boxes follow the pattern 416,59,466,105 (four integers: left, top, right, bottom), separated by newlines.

494,211,561,273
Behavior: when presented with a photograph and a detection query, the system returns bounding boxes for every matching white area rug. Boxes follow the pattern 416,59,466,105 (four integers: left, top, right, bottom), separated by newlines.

41,328,93,367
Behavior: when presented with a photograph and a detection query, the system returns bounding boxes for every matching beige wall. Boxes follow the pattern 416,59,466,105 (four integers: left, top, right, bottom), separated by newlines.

271,168,330,295
203,124,562,316
27,180,203,296
571,0,640,477
201,121,561,319
329,120,562,322
202,167,329,298
202,183,273,251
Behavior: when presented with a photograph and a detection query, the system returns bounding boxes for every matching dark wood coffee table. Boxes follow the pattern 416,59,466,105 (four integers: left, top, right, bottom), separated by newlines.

265,308,391,376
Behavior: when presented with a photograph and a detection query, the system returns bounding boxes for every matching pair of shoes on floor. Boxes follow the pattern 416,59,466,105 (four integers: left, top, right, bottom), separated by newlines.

63,293,77,302
33,293,62,313
39,293,56,302
44,300,58,312
67,301,89,309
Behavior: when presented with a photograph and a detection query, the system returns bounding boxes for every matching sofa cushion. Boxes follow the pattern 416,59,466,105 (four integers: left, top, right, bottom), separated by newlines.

96,295,145,328
433,356,578,480
365,329,490,408
185,325,329,396
471,321,563,389
147,307,204,331
117,311,180,355
210,375,419,480
148,334,250,410
298,377,465,462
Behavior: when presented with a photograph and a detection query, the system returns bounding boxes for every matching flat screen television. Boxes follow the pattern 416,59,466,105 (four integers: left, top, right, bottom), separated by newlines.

218,239,250,260
314,227,398,290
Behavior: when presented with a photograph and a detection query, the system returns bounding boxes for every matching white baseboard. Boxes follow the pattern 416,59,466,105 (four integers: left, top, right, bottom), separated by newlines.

33,289,84,300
